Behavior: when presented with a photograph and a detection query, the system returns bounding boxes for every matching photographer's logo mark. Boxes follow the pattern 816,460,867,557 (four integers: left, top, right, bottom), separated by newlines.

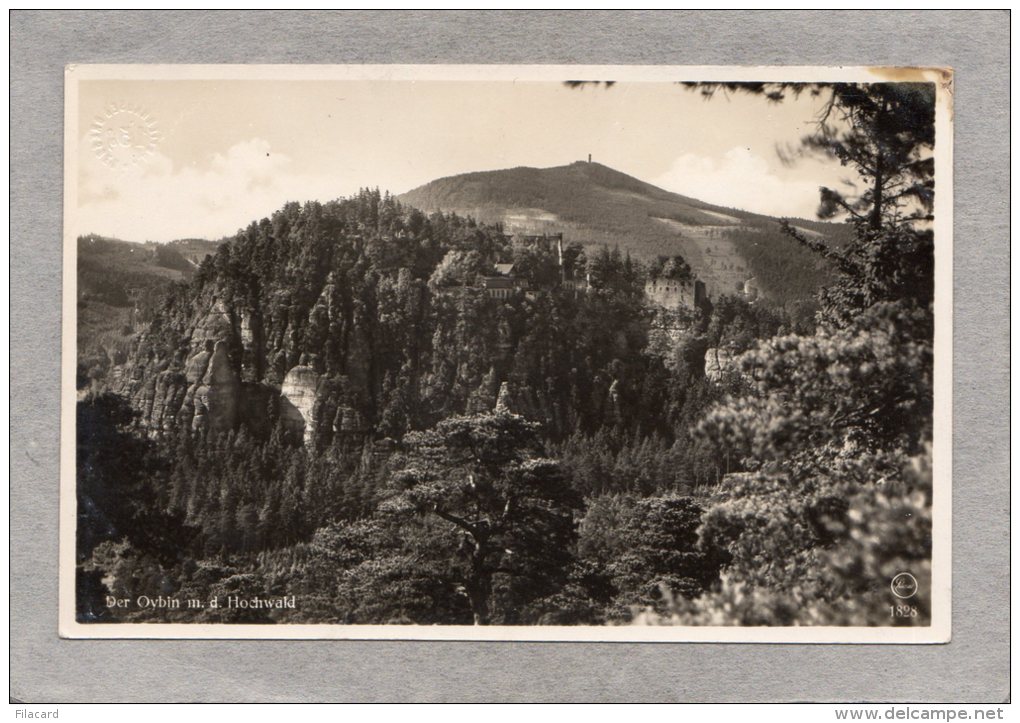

90,102,161,169
891,572,918,599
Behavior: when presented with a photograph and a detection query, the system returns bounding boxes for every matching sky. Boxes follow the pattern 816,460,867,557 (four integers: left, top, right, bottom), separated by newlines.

76,79,853,242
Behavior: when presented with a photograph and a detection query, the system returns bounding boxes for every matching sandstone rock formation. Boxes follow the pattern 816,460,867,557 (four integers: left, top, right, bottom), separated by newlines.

704,347,737,383
190,298,235,356
189,340,240,435
704,346,761,385
280,365,321,445
494,381,513,414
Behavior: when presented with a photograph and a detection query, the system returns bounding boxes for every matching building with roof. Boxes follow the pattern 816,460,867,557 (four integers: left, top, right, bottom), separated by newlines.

479,261,528,299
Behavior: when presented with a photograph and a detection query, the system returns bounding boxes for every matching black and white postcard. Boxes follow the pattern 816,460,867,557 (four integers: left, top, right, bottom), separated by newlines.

60,65,953,641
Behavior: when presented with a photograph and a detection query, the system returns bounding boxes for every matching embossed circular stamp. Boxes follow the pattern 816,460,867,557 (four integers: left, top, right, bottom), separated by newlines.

890,572,919,599
89,102,161,169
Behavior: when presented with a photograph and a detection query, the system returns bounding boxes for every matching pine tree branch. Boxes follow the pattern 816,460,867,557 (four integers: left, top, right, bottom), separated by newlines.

432,505,480,537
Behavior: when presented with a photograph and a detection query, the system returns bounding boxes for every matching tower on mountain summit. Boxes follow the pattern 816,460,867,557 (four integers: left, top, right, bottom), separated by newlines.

588,154,592,163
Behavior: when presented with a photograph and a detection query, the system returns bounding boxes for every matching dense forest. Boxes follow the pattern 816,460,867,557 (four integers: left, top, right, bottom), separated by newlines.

76,81,936,627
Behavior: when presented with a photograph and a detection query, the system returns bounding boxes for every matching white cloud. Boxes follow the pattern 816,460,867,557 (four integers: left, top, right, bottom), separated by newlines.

654,147,826,220
77,138,353,242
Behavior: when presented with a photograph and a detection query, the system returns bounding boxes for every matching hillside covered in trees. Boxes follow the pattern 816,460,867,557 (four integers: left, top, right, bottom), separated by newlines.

78,193,757,624
398,161,850,305
77,235,220,388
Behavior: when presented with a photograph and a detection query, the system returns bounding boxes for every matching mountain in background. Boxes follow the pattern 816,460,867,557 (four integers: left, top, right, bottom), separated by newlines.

399,161,848,305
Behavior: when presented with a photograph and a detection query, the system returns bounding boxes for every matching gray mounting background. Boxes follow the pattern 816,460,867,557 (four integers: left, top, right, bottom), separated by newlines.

10,10,1010,703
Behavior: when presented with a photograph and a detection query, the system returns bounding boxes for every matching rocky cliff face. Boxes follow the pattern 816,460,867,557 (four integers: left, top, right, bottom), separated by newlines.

134,365,187,435
280,365,320,446
704,346,761,385
191,340,240,435
704,347,737,382
111,267,377,447
190,298,235,357
278,366,371,450
114,291,269,437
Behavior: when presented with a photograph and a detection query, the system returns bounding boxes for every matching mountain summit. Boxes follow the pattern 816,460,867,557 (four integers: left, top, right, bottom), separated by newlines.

401,161,722,225
399,161,841,303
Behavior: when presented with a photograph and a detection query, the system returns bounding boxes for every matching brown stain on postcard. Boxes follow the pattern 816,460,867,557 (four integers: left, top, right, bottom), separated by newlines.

866,66,954,120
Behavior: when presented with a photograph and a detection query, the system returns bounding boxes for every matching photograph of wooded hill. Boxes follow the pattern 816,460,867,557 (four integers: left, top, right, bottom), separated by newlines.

73,77,938,628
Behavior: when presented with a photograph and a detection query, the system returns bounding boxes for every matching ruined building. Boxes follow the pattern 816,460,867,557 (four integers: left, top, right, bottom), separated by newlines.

644,277,707,311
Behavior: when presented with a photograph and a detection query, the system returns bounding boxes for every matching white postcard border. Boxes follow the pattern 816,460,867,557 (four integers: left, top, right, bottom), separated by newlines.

59,63,954,643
